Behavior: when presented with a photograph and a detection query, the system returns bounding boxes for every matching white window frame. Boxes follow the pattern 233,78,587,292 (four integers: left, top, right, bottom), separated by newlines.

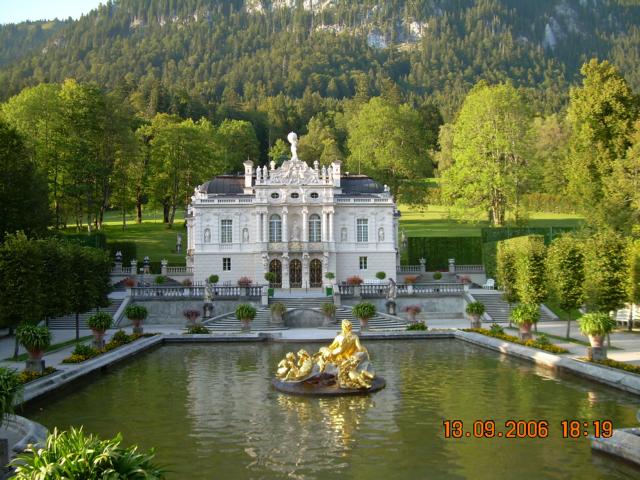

269,214,282,242
309,214,321,242
356,218,368,243
220,219,233,244
359,256,368,270
223,257,231,271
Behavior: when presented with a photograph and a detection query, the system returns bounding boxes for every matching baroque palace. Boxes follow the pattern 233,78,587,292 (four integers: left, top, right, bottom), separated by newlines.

186,133,399,287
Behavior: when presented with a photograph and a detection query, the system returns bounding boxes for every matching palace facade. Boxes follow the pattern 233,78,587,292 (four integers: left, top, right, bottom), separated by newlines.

186,133,399,287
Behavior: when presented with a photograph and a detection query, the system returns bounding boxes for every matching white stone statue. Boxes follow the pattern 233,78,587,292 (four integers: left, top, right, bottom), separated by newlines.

242,228,249,243
341,227,348,242
204,228,211,243
378,227,384,242
287,132,299,161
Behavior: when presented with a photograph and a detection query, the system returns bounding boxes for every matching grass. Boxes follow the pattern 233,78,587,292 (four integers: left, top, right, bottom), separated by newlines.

6,335,92,361
544,299,582,321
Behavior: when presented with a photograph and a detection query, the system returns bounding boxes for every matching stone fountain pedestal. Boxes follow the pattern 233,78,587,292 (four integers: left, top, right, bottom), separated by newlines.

272,376,386,397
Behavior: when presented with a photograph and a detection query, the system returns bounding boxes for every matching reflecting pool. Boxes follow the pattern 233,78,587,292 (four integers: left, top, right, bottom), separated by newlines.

27,340,640,479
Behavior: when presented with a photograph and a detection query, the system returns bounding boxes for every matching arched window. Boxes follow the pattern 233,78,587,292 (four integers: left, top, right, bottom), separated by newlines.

309,214,321,242
269,214,282,242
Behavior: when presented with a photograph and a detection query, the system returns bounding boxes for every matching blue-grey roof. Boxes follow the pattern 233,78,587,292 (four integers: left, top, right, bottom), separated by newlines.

340,175,385,194
202,175,245,194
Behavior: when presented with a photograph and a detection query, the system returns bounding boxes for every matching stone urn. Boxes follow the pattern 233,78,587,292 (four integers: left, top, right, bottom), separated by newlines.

587,335,607,361
92,330,106,350
241,319,252,331
25,349,45,374
359,318,369,331
469,314,482,329
518,323,533,341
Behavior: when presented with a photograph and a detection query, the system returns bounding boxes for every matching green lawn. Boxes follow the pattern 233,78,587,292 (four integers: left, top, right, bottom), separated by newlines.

398,203,584,237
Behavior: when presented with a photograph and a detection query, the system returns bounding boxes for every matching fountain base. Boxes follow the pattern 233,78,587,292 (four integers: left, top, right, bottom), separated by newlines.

272,376,386,396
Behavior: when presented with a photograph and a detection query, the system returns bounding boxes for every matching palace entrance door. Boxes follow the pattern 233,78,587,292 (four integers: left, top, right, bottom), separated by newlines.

290,259,302,288
309,259,322,287
269,259,282,287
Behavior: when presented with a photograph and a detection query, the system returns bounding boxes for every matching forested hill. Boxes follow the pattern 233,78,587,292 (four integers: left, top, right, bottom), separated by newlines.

0,0,639,119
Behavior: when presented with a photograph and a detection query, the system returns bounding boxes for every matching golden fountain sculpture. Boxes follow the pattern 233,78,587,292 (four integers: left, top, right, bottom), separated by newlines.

272,320,386,395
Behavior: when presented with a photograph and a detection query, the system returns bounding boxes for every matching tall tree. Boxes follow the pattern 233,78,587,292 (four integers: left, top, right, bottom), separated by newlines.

565,59,639,232
0,120,49,240
442,82,532,226
298,116,343,165
215,119,260,173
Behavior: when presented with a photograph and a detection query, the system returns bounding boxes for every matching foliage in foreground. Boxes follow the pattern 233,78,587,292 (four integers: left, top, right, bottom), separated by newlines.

11,427,165,479
186,324,210,334
406,321,427,331
464,328,568,354
0,367,22,421
17,367,56,385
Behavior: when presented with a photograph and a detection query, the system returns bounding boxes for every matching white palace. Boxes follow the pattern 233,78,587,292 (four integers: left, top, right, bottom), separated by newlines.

186,133,399,287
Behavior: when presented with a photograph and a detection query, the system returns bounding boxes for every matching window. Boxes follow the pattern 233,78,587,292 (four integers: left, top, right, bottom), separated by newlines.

221,219,232,244
269,214,282,242
310,192,319,199
271,192,280,199
357,218,368,243
309,214,321,242
290,192,299,199
223,258,231,271
359,257,368,270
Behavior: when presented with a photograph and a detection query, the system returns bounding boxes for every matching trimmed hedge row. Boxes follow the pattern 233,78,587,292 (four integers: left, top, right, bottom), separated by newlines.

481,226,576,244
107,241,137,266
62,231,107,249
407,237,483,270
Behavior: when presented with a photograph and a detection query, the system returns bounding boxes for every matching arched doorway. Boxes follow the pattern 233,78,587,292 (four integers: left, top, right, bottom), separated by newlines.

290,259,302,288
269,259,282,287
310,259,322,287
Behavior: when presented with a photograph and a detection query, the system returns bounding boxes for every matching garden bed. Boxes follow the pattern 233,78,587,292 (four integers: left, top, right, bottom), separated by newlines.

463,328,568,354
591,358,640,375
62,331,156,364
18,367,57,384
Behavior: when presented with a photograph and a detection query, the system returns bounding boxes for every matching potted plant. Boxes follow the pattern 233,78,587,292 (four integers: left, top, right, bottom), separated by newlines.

510,304,540,341
122,277,137,288
208,274,219,285
352,302,376,331
183,309,201,327
404,305,422,323
16,324,52,373
433,271,443,281
465,301,485,329
325,272,335,296
265,272,276,297
236,304,257,331
375,271,386,281
86,312,113,349
124,305,148,334
321,303,337,326
154,275,166,285
578,312,617,360
270,302,286,326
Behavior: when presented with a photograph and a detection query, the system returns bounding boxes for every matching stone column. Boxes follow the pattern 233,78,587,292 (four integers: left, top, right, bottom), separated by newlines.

329,210,335,242
161,259,168,276
302,207,308,243
256,212,262,243
263,211,269,243
282,207,289,242
321,209,328,242
282,254,290,289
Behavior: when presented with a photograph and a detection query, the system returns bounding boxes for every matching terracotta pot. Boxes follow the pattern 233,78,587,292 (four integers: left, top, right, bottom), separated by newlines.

92,330,106,349
588,334,604,348
407,312,417,323
359,318,369,331
518,322,533,341
27,349,43,361
241,319,251,331
470,314,481,329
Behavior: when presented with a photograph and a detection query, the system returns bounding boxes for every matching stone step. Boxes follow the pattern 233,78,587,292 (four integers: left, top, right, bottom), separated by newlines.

471,294,555,323
47,299,124,330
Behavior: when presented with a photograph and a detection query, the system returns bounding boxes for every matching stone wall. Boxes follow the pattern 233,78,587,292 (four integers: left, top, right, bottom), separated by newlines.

283,309,328,328
125,298,261,325
344,296,465,318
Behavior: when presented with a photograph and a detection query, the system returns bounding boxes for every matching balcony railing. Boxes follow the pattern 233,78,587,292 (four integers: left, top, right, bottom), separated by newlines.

130,285,264,299
338,282,464,297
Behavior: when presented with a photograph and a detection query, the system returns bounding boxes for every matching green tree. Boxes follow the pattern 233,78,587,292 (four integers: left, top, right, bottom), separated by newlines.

347,97,432,196
215,119,260,173
298,116,343,165
496,243,519,306
0,120,49,240
565,59,639,231
268,138,289,165
547,235,585,338
514,236,548,307
442,82,532,226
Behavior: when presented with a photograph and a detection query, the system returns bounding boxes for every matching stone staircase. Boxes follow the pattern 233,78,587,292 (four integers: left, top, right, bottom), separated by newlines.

470,293,555,323
46,299,124,330
323,305,407,331
203,306,286,331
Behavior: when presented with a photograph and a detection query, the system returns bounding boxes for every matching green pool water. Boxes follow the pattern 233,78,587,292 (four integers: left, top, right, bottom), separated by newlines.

27,340,640,479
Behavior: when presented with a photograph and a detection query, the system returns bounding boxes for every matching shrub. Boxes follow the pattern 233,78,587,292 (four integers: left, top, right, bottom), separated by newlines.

111,330,130,345
404,305,422,314
17,367,55,385
16,324,51,353
122,277,137,288
236,304,257,321
86,312,113,332
404,275,418,284
186,324,210,334
321,303,337,316
183,309,201,323
0,367,22,422
465,302,486,316
352,302,376,321
433,271,442,280
346,276,364,285
237,276,252,287
72,344,97,358
325,272,335,280
464,328,568,354
593,358,640,374
11,428,165,479
155,275,167,285
536,333,551,345
107,241,137,266
489,323,504,335
375,271,387,280
577,312,617,336
406,321,427,331
270,302,287,315
208,274,219,284
510,304,540,325
124,305,148,322
264,272,276,283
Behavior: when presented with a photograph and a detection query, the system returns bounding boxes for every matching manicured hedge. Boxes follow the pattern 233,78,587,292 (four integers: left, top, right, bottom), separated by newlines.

107,241,137,266
407,237,483,270
481,226,576,245
63,231,107,249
